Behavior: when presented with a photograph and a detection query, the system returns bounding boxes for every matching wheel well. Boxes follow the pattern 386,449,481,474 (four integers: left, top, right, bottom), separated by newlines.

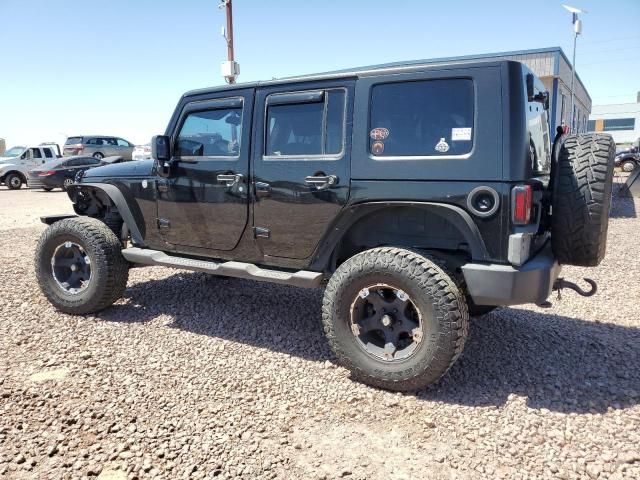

332,206,473,270
71,187,123,238
1,170,26,183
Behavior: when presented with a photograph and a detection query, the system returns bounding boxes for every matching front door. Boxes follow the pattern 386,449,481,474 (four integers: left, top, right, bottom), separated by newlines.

252,81,353,259
157,90,253,251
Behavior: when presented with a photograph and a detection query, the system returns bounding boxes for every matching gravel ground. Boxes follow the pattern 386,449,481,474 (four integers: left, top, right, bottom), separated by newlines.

1,182,639,480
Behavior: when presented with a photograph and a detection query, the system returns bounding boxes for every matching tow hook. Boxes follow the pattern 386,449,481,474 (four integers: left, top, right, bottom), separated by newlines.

553,277,598,299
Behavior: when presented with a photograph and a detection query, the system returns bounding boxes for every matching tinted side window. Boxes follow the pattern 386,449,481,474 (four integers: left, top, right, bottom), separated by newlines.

87,138,100,145
31,148,42,159
369,79,474,157
177,107,243,158
265,89,345,157
43,148,53,158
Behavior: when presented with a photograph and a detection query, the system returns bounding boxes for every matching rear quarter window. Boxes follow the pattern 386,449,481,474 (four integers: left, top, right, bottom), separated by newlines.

369,79,474,157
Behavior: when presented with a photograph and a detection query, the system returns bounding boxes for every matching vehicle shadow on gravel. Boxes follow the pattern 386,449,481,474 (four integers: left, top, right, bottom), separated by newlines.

99,272,639,415
423,308,640,414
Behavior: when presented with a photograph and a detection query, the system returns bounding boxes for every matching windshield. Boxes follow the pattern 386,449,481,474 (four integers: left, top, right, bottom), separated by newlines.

2,146,26,157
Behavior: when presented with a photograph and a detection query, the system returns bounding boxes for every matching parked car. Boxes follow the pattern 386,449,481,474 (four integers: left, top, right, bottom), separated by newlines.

63,136,135,160
0,138,5,156
132,144,152,161
36,59,615,392
0,145,58,189
614,147,639,172
28,155,104,191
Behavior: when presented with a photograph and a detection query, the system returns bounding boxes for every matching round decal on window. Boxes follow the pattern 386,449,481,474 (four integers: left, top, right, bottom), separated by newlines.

371,141,385,155
369,127,390,141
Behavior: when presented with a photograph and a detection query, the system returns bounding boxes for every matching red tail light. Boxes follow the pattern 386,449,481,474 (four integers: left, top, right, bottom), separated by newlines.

512,185,533,224
38,171,56,177
76,144,84,152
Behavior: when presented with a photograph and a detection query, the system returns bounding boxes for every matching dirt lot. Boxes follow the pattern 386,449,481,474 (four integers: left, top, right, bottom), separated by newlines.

1,184,639,480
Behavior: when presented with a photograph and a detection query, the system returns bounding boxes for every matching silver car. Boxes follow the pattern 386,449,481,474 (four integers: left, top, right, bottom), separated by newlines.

63,136,135,160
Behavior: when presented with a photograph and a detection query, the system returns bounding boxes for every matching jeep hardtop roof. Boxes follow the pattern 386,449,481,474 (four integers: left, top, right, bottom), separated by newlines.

182,57,526,100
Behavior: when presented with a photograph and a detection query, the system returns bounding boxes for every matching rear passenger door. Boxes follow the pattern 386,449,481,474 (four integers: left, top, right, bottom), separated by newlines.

252,81,354,259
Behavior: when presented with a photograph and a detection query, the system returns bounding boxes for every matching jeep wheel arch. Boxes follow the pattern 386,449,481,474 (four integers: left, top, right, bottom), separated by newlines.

310,202,490,272
68,183,146,246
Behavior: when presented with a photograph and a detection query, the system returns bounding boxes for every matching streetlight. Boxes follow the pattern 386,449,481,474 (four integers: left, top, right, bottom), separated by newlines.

562,4,587,133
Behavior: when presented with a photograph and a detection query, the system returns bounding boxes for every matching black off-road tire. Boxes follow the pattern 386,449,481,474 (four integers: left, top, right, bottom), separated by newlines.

5,173,23,190
551,133,615,267
35,217,129,314
322,247,469,391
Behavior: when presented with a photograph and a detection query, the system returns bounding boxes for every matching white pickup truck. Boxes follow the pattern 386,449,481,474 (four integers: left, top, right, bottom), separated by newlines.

0,145,59,189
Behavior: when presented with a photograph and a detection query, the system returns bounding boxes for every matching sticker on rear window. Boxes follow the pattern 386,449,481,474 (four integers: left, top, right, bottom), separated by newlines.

435,138,450,153
451,127,472,141
370,127,389,140
371,141,385,155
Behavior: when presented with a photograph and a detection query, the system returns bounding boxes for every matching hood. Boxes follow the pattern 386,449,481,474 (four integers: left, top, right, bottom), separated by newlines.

82,159,154,180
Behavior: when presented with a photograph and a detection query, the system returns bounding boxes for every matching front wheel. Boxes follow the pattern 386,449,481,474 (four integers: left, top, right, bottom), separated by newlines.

62,178,74,190
322,247,469,391
35,217,130,314
622,160,637,173
5,173,23,190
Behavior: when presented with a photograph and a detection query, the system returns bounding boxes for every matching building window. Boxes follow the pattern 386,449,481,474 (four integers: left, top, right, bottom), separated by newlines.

603,118,636,132
587,120,596,132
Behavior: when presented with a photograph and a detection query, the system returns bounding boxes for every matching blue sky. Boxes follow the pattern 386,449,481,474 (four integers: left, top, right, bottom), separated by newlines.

1,0,638,146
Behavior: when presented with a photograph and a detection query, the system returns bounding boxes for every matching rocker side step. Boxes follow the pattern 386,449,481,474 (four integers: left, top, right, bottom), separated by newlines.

121,247,324,288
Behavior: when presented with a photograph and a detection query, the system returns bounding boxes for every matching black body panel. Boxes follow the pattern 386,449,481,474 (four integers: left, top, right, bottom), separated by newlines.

72,59,547,276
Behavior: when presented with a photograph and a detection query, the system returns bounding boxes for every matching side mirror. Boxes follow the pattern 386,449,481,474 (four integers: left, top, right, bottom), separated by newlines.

526,74,535,101
151,135,171,163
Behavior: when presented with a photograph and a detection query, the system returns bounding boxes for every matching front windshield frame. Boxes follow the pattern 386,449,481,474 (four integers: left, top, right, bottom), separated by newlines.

2,146,26,158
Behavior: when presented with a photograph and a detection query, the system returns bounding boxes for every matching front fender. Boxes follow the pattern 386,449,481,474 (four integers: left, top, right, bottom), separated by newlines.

0,163,21,178
69,183,146,246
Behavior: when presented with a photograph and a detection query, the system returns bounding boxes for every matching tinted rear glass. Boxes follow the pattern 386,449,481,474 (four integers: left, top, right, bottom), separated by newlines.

369,79,474,157
65,137,83,145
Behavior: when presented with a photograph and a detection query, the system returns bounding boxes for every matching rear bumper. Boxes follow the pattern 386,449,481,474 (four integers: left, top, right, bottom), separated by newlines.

461,242,561,306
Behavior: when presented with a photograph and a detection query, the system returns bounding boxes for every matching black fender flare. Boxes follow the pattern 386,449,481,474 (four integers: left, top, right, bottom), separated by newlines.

69,182,146,246
309,201,490,270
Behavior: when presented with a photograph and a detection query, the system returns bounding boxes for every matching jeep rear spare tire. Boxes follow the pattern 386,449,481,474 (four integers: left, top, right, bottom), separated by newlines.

322,247,469,391
35,217,130,314
551,133,615,267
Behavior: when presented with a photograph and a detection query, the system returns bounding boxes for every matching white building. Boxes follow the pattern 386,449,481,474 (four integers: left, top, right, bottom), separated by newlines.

588,99,640,149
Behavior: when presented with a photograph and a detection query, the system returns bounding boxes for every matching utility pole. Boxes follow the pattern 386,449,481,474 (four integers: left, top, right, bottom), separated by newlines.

562,4,586,133
220,0,240,84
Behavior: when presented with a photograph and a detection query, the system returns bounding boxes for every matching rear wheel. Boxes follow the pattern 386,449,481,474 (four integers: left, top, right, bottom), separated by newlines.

93,152,104,160
5,173,23,190
35,217,129,314
551,133,615,267
322,247,469,391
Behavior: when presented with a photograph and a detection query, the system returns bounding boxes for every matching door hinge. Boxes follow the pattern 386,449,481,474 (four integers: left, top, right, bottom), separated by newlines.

157,218,171,229
254,227,270,239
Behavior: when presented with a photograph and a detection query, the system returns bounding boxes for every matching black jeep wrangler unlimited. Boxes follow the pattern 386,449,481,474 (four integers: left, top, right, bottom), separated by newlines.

35,59,615,391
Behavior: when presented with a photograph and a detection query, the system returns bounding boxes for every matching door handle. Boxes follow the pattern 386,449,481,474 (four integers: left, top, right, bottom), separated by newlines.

305,175,338,191
217,173,243,187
